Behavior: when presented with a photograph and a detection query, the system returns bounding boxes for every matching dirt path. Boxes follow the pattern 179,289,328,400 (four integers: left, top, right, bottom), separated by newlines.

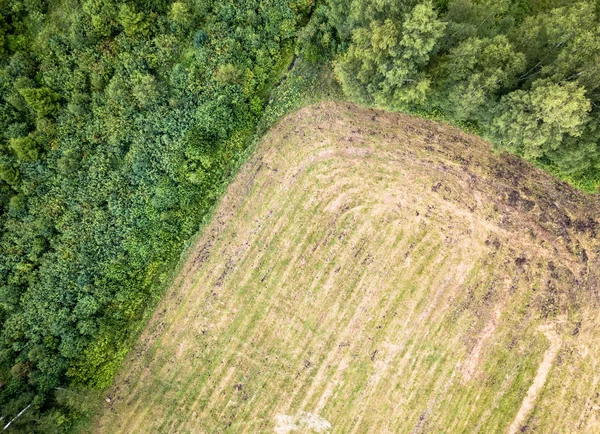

462,306,503,382
507,325,562,434
275,411,331,433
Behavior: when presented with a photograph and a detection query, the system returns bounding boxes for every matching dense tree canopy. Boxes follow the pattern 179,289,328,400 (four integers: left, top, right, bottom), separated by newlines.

0,0,313,430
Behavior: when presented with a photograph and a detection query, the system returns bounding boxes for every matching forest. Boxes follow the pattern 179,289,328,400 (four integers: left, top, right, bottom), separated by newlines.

0,0,598,431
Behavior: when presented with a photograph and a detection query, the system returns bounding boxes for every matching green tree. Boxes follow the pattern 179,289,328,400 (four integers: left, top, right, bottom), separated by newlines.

18,87,60,117
438,35,526,119
169,1,192,29
516,2,598,87
490,80,591,159
214,64,243,86
9,134,42,161
0,158,20,186
117,4,149,37
335,1,445,108
131,73,159,109
83,0,118,37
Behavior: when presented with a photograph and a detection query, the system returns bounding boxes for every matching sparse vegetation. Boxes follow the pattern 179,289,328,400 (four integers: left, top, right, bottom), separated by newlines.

94,103,599,433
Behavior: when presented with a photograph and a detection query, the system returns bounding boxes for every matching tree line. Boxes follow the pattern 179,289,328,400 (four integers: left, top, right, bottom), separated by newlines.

306,0,600,189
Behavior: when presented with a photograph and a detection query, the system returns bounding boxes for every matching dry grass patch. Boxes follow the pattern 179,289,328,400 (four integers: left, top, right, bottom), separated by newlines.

94,102,600,433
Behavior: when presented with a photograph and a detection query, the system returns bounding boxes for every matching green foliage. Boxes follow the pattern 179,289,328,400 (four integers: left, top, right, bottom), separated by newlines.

117,4,149,37
324,0,600,189
67,334,129,388
295,4,339,62
437,35,526,120
335,1,446,108
214,63,243,86
169,1,192,29
491,81,591,159
131,72,159,109
18,87,60,117
9,133,42,161
0,159,20,185
0,0,308,430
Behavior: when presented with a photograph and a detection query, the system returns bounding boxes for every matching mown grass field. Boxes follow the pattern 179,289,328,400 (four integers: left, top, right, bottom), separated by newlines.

94,102,600,433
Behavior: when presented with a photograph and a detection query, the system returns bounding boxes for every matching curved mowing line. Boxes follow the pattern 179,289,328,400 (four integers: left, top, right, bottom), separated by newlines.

507,325,562,434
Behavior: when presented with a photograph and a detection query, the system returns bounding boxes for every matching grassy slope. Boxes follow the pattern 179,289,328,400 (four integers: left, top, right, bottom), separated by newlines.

94,102,599,433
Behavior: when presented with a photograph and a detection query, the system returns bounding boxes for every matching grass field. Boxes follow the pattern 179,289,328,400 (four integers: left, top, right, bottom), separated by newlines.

94,102,600,433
